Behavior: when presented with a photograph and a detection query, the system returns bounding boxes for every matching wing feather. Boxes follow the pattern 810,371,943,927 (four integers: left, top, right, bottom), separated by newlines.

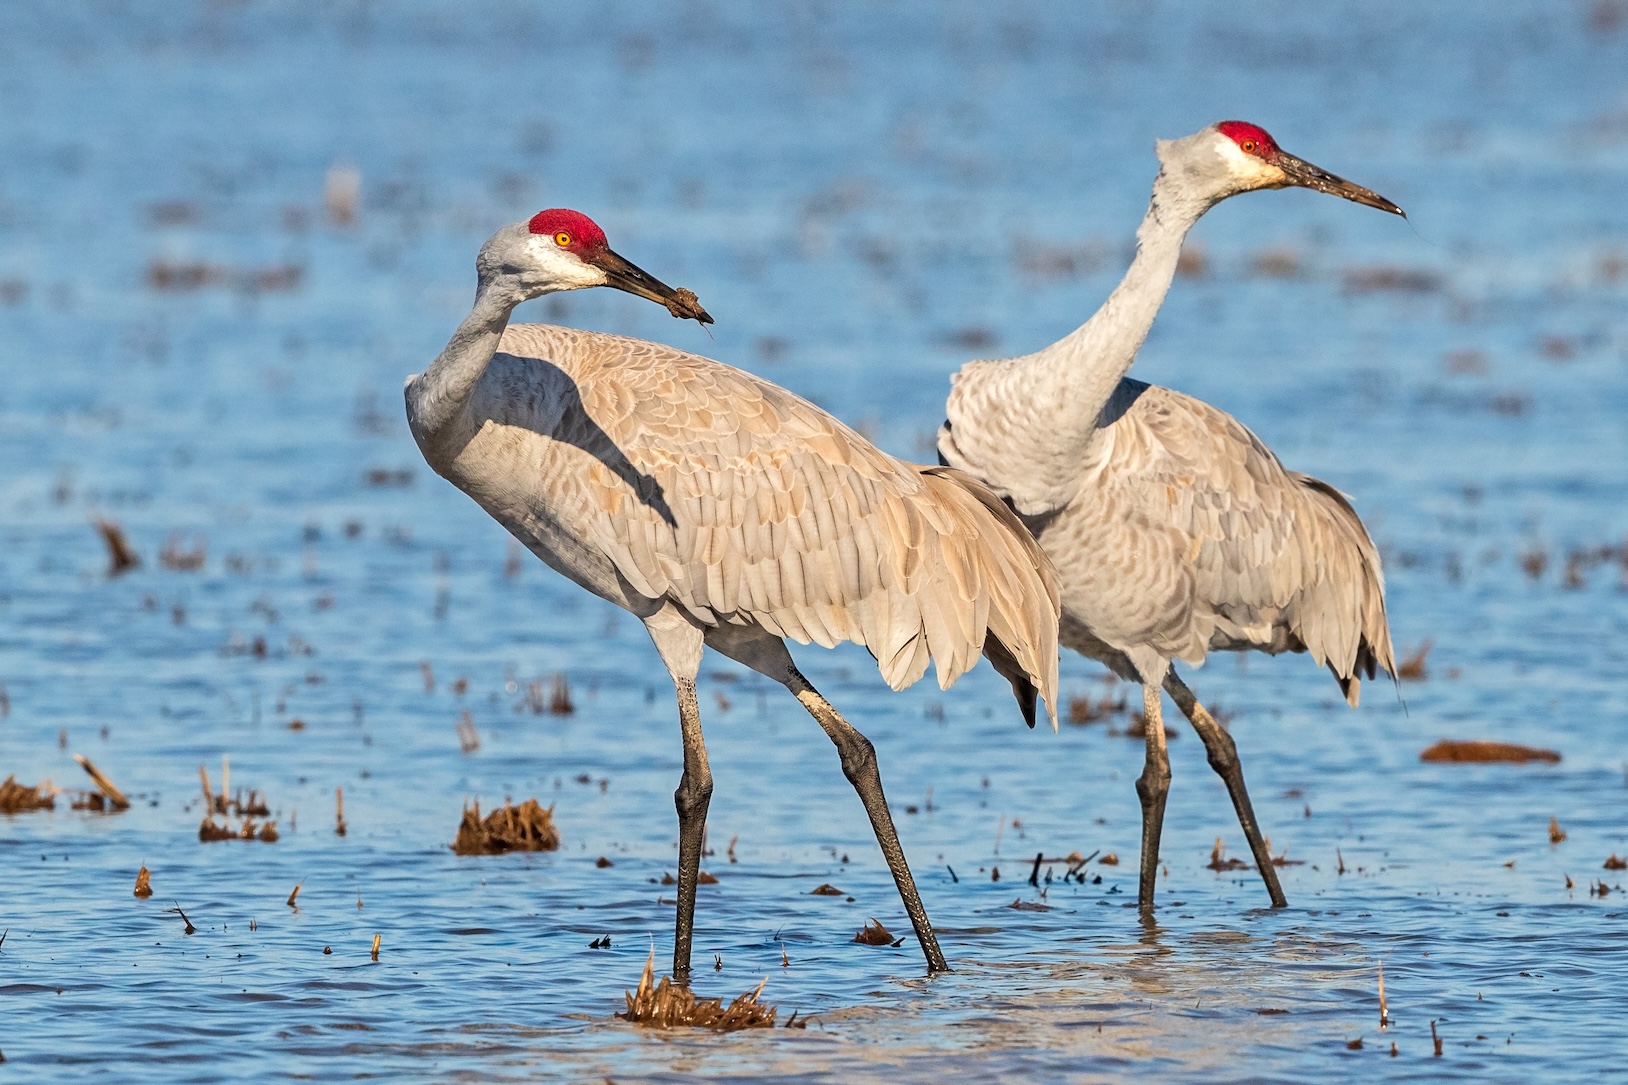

1055,379,1393,700
476,324,1060,719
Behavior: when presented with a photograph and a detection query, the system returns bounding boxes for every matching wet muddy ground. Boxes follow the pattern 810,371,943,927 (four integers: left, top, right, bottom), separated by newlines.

1,2,1625,1081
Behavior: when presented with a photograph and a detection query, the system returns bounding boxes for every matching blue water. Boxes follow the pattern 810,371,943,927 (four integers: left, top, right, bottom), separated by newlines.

1,2,1625,1080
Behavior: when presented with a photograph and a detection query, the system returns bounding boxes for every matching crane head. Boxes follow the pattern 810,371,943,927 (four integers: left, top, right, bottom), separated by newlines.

1208,121,1404,217
477,209,712,324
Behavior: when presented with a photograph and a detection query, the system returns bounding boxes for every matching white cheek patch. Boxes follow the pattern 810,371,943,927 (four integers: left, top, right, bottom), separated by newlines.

528,235,607,290
1215,138,1282,186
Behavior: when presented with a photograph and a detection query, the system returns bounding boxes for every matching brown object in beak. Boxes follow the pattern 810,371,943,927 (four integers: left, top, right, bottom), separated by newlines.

590,248,714,325
665,287,709,323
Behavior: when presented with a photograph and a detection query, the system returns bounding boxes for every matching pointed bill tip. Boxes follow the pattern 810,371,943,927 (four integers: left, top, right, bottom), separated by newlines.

1275,151,1403,219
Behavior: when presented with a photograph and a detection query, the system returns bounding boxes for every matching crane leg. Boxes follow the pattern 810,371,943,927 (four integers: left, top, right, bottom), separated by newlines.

1164,669,1287,908
786,667,949,974
670,674,713,983
1134,680,1172,915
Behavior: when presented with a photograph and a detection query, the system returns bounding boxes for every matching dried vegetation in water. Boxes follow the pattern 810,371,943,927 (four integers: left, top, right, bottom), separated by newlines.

0,775,54,813
1398,640,1433,681
451,798,559,855
853,918,899,946
94,519,141,575
617,952,776,1031
4,754,135,814
74,754,130,810
158,533,207,571
1067,691,1126,725
519,673,575,715
197,761,278,842
1419,740,1561,764
1206,838,1249,871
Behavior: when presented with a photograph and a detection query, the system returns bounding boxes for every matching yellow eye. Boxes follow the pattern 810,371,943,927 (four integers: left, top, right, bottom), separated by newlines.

554,231,572,247
1241,140,1258,154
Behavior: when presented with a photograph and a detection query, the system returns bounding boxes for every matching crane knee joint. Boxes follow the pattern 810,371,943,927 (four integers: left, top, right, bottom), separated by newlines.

836,734,878,784
673,775,713,819
1135,765,1171,803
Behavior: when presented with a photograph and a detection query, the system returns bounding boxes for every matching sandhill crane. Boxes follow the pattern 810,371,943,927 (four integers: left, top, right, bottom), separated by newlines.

406,209,1060,980
938,122,1403,914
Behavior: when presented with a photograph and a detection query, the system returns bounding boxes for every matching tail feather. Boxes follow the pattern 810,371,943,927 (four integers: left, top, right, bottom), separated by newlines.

984,635,1039,728
1293,474,1396,707
917,465,1061,729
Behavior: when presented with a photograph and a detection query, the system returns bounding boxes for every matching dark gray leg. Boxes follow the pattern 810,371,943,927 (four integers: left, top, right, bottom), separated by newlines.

671,676,713,983
1135,682,1172,915
1164,668,1287,908
787,668,949,974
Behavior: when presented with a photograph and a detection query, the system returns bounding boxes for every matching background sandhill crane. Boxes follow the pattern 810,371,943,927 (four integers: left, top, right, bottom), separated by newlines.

938,123,1403,914
406,209,1060,980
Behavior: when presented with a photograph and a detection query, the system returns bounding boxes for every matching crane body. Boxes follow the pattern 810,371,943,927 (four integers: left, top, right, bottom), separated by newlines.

407,211,1060,980
939,124,1401,912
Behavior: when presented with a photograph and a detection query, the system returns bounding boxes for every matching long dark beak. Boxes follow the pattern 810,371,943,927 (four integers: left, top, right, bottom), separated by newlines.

1273,152,1405,217
588,248,714,324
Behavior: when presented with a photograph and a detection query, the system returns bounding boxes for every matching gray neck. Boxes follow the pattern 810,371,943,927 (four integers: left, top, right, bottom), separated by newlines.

1021,170,1210,430
406,276,525,444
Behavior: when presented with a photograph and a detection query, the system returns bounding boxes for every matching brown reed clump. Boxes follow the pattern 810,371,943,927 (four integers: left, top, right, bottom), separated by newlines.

134,866,153,898
157,533,207,571
94,519,141,575
1419,740,1561,764
1397,639,1433,681
451,798,560,856
73,754,129,810
1119,711,1178,740
456,711,480,753
1067,692,1126,725
1605,855,1627,871
0,775,54,813
1342,266,1443,294
617,952,776,1031
853,918,896,946
197,762,277,841
1206,837,1249,871
548,674,574,715
199,818,236,842
518,673,576,715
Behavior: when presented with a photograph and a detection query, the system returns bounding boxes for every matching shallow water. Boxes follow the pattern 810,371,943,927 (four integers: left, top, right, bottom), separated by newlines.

1,2,1626,1081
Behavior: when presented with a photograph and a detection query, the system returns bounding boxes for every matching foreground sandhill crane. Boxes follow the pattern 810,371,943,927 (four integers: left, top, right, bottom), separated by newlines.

939,122,1403,914
406,209,1060,979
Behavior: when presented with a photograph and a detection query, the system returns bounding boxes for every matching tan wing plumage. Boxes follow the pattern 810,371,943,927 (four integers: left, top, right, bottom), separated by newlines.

1061,379,1393,703
485,325,1061,721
